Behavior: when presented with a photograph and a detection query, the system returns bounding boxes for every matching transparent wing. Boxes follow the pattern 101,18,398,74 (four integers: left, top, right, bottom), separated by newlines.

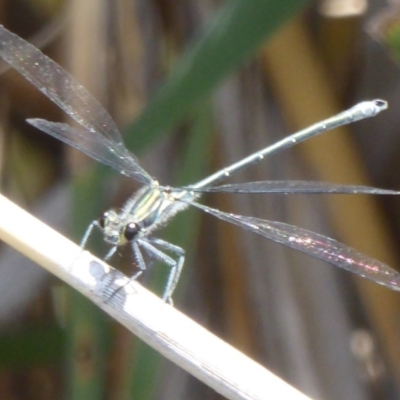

188,200,400,291
0,24,124,144
186,180,400,195
0,23,153,185
27,119,154,184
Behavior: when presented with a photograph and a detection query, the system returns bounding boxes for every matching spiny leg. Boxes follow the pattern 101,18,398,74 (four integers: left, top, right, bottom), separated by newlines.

131,241,145,281
138,238,185,305
104,242,144,292
103,242,145,303
145,238,185,304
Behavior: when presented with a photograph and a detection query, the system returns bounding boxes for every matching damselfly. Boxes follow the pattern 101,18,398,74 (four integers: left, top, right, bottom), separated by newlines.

1,24,399,303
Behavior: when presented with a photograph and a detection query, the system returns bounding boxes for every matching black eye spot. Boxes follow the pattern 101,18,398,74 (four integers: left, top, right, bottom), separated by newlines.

124,223,139,241
98,212,109,229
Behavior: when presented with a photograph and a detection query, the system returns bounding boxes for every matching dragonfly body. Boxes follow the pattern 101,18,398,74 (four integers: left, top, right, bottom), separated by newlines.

1,24,400,303
79,181,198,301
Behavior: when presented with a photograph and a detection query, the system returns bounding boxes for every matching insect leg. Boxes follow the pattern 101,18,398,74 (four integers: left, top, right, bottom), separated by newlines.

80,220,99,248
104,246,117,261
130,241,145,281
146,238,185,305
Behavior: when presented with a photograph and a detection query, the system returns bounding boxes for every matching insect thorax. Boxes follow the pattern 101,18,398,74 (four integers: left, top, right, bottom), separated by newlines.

100,185,196,246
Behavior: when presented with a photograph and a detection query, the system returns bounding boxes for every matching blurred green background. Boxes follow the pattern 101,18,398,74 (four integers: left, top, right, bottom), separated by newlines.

1,0,400,399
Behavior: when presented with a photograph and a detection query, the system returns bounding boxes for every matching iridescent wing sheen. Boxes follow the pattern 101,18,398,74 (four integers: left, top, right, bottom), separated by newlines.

188,200,400,291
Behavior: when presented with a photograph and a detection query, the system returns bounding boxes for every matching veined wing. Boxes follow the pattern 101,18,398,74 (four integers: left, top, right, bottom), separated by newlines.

188,200,400,290
27,119,154,184
0,24,153,185
187,180,400,195
0,25,120,142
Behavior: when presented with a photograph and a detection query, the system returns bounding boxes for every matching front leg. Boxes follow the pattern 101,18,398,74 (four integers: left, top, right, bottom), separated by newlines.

81,221,121,275
80,220,99,249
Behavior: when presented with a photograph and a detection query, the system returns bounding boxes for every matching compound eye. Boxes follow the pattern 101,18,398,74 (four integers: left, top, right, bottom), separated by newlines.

98,212,109,229
124,223,139,241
